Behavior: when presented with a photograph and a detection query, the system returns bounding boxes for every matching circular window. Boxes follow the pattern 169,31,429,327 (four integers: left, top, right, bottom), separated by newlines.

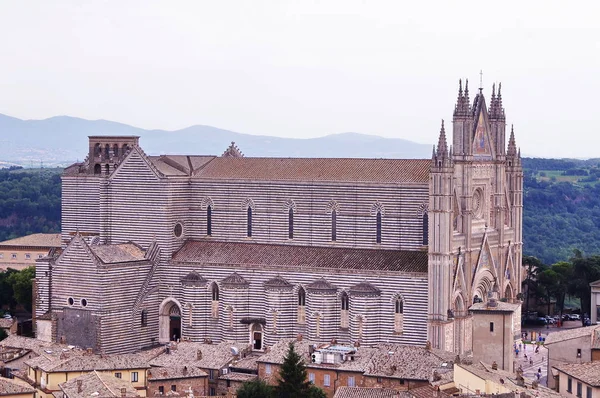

68,297,74,306
472,189,483,219
81,299,88,307
173,222,183,238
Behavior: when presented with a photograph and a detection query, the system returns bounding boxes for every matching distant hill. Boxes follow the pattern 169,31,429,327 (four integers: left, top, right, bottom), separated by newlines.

0,113,432,166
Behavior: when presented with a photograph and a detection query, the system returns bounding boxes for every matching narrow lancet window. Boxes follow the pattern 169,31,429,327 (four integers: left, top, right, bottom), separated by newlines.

211,283,219,318
332,210,337,242
247,207,253,237
288,208,294,239
297,287,306,324
394,298,404,333
376,211,382,244
422,213,429,245
340,292,349,329
207,205,212,236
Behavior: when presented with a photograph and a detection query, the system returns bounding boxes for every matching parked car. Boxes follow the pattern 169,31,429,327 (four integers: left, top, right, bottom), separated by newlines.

562,314,571,321
570,314,581,321
545,316,555,324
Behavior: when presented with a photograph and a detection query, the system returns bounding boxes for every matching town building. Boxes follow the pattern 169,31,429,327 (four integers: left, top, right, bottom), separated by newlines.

34,80,523,356
544,325,600,389
56,371,140,398
0,376,36,398
591,279,600,325
0,233,61,272
552,361,600,398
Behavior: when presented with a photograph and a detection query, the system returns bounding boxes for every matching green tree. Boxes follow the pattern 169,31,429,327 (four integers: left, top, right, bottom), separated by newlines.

522,256,545,316
276,342,325,398
237,379,274,398
7,267,35,313
568,255,600,323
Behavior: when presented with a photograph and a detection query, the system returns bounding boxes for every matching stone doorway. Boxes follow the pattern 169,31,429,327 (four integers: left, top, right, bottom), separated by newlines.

251,323,263,351
159,298,183,344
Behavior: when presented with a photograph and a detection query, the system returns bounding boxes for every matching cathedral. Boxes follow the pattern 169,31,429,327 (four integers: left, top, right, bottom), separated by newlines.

34,80,523,355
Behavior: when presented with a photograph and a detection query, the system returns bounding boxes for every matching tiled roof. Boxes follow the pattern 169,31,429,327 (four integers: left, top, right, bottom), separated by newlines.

25,347,164,372
0,233,61,248
173,241,428,274
149,341,250,370
147,155,215,176
89,243,146,264
257,339,378,373
230,355,260,371
544,325,600,345
148,366,207,380
181,271,207,287
364,344,454,380
307,277,337,292
457,362,561,398
59,370,140,397
0,335,69,356
349,281,381,296
191,157,431,183
409,385,451,398
553,362,600,386
221,272,250,288
334,387,409,398
0,376,36,394
264,276,292,289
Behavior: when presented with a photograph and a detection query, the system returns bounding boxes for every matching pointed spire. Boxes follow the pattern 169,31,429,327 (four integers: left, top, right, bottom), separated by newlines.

436,119,448,157
458,79,463,97
464,79,470,106
507,125,518,157
497,82,503,113
492,83,496,99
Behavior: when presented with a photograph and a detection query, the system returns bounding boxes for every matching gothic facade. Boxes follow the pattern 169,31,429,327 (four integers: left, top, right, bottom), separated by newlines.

35,80,523,355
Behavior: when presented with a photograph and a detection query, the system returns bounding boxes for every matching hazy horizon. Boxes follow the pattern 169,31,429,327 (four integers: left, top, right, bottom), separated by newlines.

1,1,598,158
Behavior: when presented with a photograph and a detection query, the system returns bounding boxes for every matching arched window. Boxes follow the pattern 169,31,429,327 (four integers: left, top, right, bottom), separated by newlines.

94,143,101,156
394,298,404,334
104,144,110,158
288,208,294,239
141,309,148,327
331,210,337,242
247,207,253,238
340,292,349,329
207,205,212,236
94,164,101,174
422,213,429,246
211,283,219,318
376,211,382,244
105,164,110,175
297,287,306,324
113,144,119,157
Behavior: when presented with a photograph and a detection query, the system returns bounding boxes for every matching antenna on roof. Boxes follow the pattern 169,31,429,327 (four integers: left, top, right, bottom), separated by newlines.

479,70,483,93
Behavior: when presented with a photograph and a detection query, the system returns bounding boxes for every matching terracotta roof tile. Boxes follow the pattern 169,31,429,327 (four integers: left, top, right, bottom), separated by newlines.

59,371,140,397
334,386,409,398
0,376,36,394
148,366,207,380
544,325,600,345
0,233,61,248
192,157,430,183
89,243,146,264
553,361,600,387
219,372,257,382
149,341,250,370
173,241,428,274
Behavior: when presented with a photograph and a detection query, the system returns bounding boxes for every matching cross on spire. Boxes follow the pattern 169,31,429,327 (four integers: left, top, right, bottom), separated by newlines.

479,70,483,93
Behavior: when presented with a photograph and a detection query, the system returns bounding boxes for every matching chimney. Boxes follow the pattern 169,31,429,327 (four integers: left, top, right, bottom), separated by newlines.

86,348,93,355
121,387,127,397
491,361,498,370
183,366,188,375
433,386,439,397
425,341,432,350
77,380,83,393
296,334,303,342
196,350,202,360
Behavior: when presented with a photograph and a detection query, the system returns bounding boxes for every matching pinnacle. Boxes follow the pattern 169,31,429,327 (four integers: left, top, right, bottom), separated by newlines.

436,119,448,158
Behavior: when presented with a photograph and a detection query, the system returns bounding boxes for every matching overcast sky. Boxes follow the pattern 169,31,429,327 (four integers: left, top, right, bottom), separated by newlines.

0,1,598,158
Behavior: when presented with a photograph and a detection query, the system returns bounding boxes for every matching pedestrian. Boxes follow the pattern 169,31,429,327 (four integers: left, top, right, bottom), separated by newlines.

519,343,522,350
537,372,541,380
524,353,528,360
530,358,533,366
538,367,542,374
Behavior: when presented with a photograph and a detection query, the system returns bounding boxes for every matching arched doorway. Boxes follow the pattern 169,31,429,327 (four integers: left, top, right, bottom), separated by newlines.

159,298,183,344
250,323,263,351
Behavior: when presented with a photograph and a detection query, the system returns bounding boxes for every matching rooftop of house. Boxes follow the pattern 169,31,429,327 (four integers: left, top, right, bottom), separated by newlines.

0,335,72,358
544,325,600,345
88,242,146,263
147,366,207,381
553,361,600,387
149,341,250,370
0,375,36,395
409,385,452,398
59,370,140,397
0,318,14,329
363,344,455,380
333,386,410,398
25,346,164,373
456,362,561,398
173,240,428,274
0,233,61,249
230,354,260,372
